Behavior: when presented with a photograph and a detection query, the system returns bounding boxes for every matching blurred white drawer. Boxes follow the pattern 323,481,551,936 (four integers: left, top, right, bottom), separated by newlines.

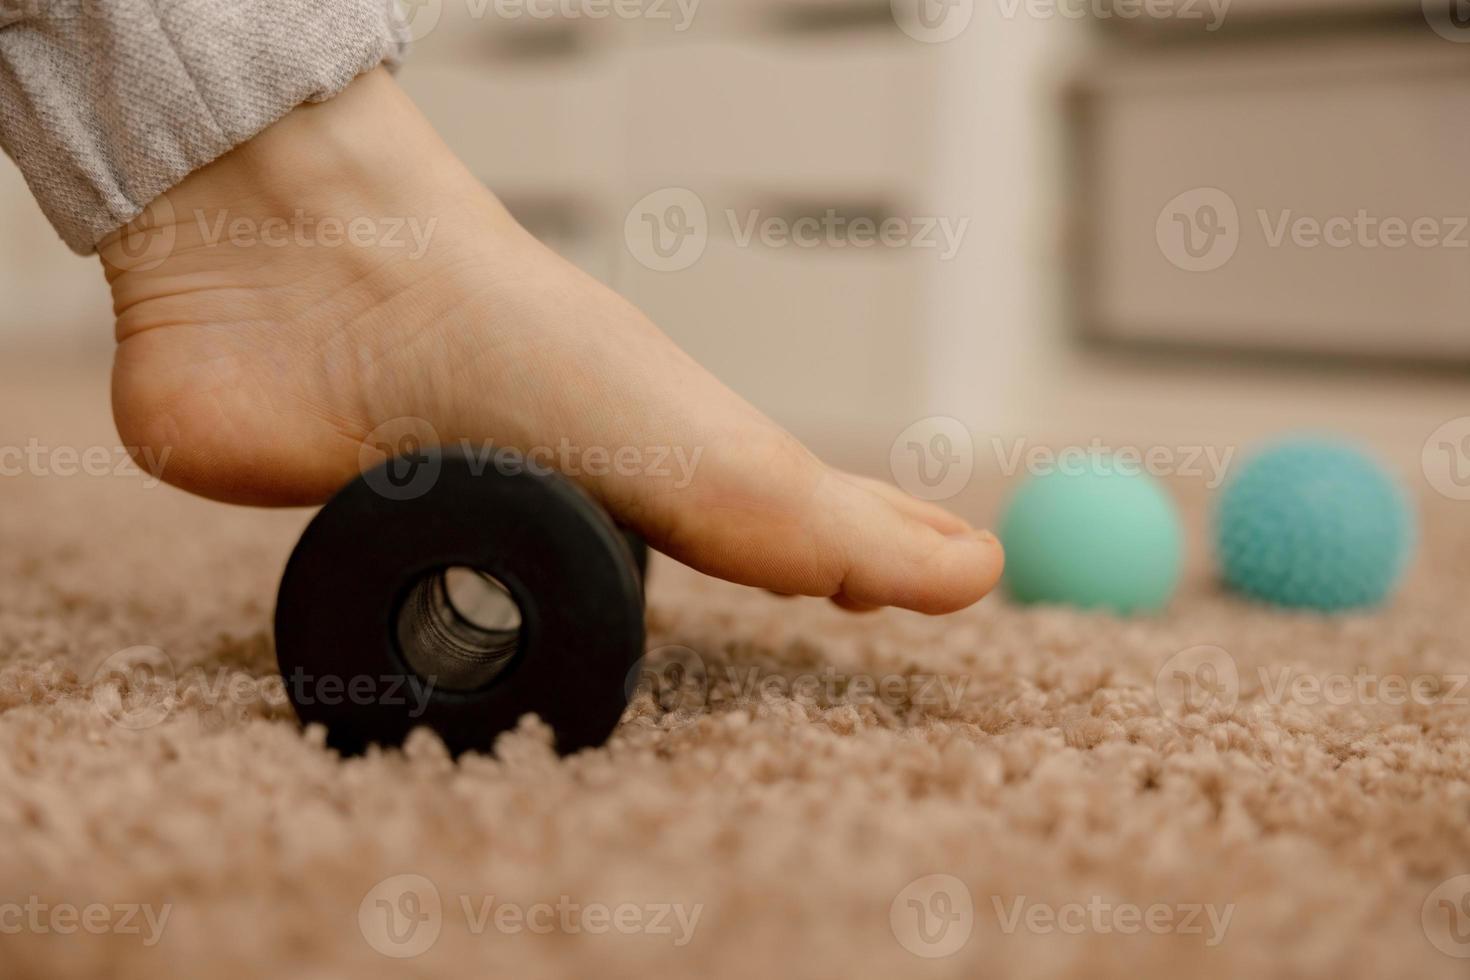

408,0,901,57
621,0,905,41
618,237,928,431
1074,36,1470,362
1096,0,1426,33
405,0,617,64
625,37,935,198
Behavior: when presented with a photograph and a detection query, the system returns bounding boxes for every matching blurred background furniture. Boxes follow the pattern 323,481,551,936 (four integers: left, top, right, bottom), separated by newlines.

1,0,1465,485
1074,14,1470,362
398,0,1053,444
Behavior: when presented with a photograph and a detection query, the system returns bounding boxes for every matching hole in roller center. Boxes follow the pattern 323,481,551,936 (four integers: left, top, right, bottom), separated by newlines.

395,567,524,693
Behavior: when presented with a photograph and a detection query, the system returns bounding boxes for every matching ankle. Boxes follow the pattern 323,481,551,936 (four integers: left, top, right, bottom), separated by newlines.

99,69,504,280
202,69,447,214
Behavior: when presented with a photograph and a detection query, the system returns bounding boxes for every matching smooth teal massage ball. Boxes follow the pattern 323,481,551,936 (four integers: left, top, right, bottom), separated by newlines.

999,461,1183,615
1215,438,1415,612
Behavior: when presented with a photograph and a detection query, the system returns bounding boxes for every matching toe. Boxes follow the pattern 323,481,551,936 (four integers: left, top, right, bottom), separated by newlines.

829,594,882,614
820,475,1005,615
633,446,1003,616
836,471,974,536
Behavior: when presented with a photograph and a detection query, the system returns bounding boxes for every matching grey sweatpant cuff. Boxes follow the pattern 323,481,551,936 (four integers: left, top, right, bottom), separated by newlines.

0,0,411,254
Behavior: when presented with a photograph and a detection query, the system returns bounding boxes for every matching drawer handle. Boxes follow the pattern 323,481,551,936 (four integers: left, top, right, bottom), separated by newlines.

761,200,900,229
769,0,901,35
486,22,586,61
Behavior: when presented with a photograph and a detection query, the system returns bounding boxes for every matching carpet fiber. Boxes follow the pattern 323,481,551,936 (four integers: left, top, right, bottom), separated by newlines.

2,367,1469,979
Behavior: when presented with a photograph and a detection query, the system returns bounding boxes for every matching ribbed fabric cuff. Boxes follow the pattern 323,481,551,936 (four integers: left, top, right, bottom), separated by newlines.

0,0,411,254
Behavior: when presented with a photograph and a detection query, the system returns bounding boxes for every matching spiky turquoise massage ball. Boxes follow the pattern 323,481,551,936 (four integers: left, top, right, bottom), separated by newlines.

1214,438,1415,611
999,462,1183,615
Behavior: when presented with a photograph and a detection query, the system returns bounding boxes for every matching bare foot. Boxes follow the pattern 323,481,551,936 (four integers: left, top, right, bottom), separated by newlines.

100,69,1002,614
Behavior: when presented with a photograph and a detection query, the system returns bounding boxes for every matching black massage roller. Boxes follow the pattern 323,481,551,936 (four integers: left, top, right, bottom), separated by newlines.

273,447,648,757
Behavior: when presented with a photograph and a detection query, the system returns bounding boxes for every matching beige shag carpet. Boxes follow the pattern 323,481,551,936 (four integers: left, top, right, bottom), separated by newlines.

2,364,1469,980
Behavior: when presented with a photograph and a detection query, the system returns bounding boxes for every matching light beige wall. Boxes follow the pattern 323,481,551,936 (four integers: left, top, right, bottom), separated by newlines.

0,160,115,355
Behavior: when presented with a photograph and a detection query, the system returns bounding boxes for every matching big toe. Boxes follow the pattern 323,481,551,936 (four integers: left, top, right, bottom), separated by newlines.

816,474,1005,614
636,447,1003,615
